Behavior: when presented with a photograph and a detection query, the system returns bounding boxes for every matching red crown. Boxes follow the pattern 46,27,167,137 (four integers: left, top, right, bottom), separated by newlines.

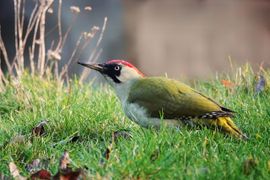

107,60,144,77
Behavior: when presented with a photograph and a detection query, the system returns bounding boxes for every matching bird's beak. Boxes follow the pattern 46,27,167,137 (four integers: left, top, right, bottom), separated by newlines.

77,62,105,73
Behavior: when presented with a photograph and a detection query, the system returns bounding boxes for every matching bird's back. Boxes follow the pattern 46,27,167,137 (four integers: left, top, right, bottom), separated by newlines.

128,77,232,119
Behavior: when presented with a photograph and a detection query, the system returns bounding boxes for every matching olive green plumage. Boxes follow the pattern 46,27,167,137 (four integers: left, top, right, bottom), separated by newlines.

128,77,246,139
128,77,231,119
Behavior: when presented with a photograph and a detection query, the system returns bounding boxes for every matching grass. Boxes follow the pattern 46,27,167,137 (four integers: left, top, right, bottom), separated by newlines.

0,68,270,179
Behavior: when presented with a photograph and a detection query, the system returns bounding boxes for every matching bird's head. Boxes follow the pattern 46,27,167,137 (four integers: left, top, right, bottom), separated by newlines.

78,60,144,86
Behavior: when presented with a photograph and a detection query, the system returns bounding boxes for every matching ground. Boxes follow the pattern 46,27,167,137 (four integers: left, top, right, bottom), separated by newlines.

0,68,269,179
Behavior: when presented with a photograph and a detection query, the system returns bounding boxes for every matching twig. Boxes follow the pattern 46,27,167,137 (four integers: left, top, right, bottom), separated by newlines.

59,34,83,78
61,14,78,51
29,1,43,75
57,0,63,50
79,17,107,82
0,60,8,87
0,27,12,74
25,2,39,75
1,0,102,86
17,0,25,73
89,17,107,62
38,0,54,77
92,48,103,64
54,0,62,79
59,26,99,78
23,2,39,46
13,0,19,74
49,1,77,79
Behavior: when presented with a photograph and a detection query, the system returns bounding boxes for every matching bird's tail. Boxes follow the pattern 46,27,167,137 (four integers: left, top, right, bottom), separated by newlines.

209,117,248,140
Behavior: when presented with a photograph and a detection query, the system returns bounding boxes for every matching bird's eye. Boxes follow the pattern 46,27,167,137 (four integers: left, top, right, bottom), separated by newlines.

114,65,120,71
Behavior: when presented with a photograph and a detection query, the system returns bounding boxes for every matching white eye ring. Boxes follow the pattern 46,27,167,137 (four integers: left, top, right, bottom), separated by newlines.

114,66,120,71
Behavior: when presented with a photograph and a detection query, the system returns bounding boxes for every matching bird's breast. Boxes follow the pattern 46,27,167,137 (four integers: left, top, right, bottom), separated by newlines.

122,102,184,128
122,102,157,128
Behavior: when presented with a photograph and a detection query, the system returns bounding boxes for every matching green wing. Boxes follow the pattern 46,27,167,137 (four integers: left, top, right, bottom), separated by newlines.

127,77,231,119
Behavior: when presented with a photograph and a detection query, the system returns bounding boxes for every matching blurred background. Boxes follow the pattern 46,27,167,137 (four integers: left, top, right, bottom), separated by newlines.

1,0,270,79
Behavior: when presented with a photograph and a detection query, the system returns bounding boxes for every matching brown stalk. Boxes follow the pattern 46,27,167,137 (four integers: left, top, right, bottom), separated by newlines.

12,0,41,76
59,26,99,78
24,2,39,75
29,2,43,75
0,61,8,87
38,0,54,77
0,27,12,74
1,0,101,87
54,0,63,79
59,34,83,78
16,0,25,73
80,17,108,83
13,0,19,75
70,26,101,66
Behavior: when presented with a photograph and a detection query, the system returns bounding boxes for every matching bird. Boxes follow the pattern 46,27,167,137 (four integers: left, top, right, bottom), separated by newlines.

78,60,247,139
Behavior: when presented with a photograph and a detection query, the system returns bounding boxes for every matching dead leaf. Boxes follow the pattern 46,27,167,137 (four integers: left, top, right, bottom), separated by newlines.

32,120,48,137
26,158,51,175
113,130,132,142
104,145,113,160
9,162,27,180
268,160,270,172
26,159,41,173
54,151,85,179
243,157,258,175
255,74,266,95
25,158,52,179
59,151,70,170
54,169,84,180
100,143,113,166
100,130,131,166
221,80,235,88
30,169,51,180
9,152,87,180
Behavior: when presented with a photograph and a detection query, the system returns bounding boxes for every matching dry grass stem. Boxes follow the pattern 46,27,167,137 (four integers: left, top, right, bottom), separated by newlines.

0,28,12,74
80,17,107,82
0,0,105,86
38,0,54,76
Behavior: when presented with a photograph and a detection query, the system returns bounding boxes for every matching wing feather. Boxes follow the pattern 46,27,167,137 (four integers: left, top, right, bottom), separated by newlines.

128,77,232,119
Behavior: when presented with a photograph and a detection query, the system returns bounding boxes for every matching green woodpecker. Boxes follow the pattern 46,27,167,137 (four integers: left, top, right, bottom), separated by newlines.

78,60,247,139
